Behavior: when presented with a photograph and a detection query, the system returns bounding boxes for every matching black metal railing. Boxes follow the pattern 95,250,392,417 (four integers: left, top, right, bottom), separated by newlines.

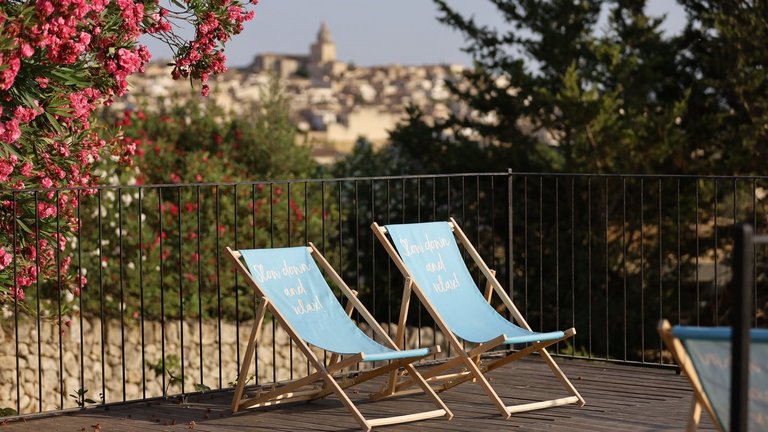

1,171,767,416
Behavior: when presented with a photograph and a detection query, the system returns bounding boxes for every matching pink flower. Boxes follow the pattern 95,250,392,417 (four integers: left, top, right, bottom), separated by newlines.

0,119,20,144
0,248,12,271
0,157,15,182
19,162,33,176
9,287,25,301
14,104,41,123
19,43,34,58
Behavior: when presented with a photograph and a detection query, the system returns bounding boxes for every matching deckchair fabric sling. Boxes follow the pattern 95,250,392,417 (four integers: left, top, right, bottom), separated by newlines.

239,248,430,362
658,320,768,432
372,218,585,418
385,222,565,345
227,244,453,431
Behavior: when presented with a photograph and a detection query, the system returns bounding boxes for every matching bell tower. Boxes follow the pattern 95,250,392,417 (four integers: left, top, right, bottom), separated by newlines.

309,22,336,79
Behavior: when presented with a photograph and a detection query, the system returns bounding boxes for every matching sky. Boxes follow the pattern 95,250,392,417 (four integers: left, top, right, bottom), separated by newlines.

141,0,687,68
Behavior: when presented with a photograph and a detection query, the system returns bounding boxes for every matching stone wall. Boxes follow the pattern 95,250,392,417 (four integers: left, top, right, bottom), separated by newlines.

0,317,445,414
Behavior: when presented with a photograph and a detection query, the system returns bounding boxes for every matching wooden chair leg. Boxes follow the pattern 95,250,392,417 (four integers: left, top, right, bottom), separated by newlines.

687,397,702,432
383,279,412,397
232,300,268,412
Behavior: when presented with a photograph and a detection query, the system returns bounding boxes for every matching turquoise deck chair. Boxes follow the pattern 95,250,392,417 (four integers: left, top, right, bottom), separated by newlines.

371,218,584,418
226,244,452,431
658,320,768,431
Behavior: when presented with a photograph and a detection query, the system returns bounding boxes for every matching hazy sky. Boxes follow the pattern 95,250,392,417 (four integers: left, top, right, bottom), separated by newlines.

142,0,687,68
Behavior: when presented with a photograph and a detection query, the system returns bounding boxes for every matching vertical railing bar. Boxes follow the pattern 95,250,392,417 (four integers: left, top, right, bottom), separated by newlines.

371,180,377,342
401,179,406,347
677,180,681,325
158,188,166,396
12,192,20,413
286,183,293,379
435,178,440,353
658,179,663,363
539,176,543,332
753,179,758,324
34,191,43,411
354,181,359,296
197,186,204,387
587,177,593,359
98,190,106,403
385,180,392,336
475,176,480,286
418,178,423,347
570,176,576,355
76,190,84,407
56,190,63,409
554,178,559,350
714,179,718,323
622,177,627,361
215,186,222,388
138,188,146,398
491,176,497,282
321,181,326,257
234,185,240,380
338,180,343,274
508,172,514,307
695,180,700,326
118,188,126,400
177,186,185,394
305,182,310,372
604,177,609,359
252,181,258,382
460,177,467,355
640,179,645,363
304,181,309,243
270,183,276,383
321,181,327,366
524,177,528,319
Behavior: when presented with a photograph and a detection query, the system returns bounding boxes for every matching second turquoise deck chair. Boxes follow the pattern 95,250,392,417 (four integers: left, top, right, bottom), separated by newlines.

226,244,452,431
371,218,585,418
658,320,768,431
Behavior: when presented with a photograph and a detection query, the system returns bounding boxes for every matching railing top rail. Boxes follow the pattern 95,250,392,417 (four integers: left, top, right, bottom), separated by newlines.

0,172,510,194
4,171,768,194
508,172,768,181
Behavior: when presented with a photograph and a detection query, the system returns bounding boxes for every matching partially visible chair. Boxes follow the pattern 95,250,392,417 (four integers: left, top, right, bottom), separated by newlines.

371,218,584,418
226,243,453,431
658,320,768,431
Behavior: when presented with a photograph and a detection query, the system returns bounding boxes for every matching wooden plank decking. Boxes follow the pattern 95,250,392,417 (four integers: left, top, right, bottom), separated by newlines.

0,357,715,431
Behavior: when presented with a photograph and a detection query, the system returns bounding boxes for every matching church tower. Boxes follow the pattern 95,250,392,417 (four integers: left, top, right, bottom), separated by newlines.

309,22,337,79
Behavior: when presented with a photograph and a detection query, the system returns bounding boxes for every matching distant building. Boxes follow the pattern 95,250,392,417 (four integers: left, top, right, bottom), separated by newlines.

247,22,346,81
122,21,470,164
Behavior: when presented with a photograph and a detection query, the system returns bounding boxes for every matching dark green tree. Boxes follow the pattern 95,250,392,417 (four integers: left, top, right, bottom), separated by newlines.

390,0,691,174
677,0,768,174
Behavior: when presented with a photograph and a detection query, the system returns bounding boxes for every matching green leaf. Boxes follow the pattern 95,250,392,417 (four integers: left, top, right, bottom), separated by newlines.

0,407,17,417
193,383,211,393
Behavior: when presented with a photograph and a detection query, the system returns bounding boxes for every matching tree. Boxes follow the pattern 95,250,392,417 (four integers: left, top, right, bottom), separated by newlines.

677,0,768,174
0,0,255,307
390,0,690,174
68,85,332,321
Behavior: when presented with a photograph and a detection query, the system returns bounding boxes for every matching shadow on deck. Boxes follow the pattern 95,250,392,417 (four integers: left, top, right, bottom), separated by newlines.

1,358,715,431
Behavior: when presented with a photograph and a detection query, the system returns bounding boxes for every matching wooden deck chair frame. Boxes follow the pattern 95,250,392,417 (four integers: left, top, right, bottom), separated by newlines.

658,319,723,432
371,218,585,418
226,243,453,431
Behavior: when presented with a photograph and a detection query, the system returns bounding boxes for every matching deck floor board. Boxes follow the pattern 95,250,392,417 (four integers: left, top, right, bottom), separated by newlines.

0,358,716,431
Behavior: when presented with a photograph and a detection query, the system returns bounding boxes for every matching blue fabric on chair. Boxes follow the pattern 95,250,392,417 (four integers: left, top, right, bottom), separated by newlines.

239,247,429,362
671,325,768,431
384,222,564,345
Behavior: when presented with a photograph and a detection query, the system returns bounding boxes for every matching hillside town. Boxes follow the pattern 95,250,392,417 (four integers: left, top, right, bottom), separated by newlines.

118,23,469,160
